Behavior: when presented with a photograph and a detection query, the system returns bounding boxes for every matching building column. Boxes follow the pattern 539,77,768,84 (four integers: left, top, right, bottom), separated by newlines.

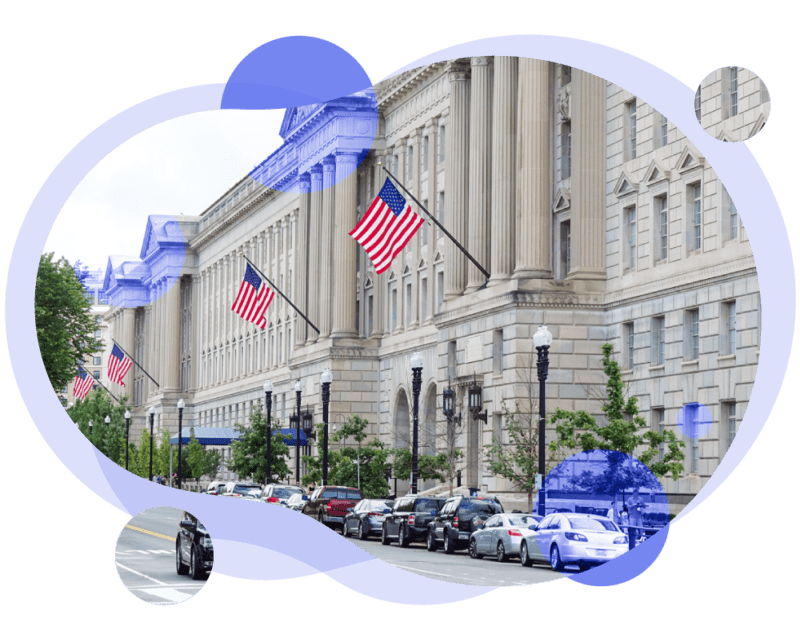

308,165,323,344
332,151,359,338
164,276,181,391
295,174,311,346
319,156,336,339
445,62,470,299
489,56,517,286
371,152,385,338
570,69,607,281
466,56,493,293
409,133,421,327
121,308,136,401
514,58,551,279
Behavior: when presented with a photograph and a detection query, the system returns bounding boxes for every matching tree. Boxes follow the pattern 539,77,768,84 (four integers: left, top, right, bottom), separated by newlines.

154,428,173,478
228,402,291,484
302,415,392,498
390,448,449,484
35,253,102,392
549,343,686,488
131,428,156,479
185,428,222,488
68,389,129,464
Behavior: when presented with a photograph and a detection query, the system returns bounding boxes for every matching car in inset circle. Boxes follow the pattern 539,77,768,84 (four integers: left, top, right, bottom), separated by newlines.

176,511,213,580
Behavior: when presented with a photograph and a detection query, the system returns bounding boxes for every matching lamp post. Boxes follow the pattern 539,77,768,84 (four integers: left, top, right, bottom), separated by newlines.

104,415,111,457
264,379,273,486
104,414,110,428
294,380,303,486
321,369,332,486
148,406,155,481
89,420,93,436
533,325,553,515
177,399,185,490
468,378,487,423
410,351,423,495
124,410,131,470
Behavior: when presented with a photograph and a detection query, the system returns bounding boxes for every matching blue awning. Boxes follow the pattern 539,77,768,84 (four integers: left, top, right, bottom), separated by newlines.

170,427,240,445
274,428,308,447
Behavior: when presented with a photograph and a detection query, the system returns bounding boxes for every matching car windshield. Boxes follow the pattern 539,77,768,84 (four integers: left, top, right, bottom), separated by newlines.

321,489,363,500
367,500,390,511
415,500,441,513
273,488,299,498
568,517,619,531
508,516,536,527
458,501,501,515
234,485,261,495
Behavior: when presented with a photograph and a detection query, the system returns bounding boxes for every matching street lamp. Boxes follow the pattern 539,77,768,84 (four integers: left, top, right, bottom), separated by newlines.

124,410,131,470
264,379,273,486
410,351,423,495
468,378,488,424
321,368,332,486
533,325,553,515
148,406,156,481
177,399,185,490
294,380,303,486
104,414,111,428
89,419,93,436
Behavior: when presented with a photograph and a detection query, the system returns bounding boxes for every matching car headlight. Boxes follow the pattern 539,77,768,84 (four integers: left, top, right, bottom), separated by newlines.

613,535,628,544
202,536,213,549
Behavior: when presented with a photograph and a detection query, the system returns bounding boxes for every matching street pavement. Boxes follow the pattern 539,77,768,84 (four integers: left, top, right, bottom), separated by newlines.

115,506,208,605
342,532,573,586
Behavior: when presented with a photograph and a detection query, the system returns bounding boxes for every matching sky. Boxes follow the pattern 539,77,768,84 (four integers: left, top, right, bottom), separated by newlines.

44,109,284,271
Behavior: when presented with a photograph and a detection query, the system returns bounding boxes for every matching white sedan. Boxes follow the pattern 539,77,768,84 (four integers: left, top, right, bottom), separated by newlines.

469,513,541,562
519,513,629,571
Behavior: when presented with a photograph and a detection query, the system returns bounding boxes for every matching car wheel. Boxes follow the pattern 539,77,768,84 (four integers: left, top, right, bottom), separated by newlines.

342,521,349,537
496,541,507,563
579,563,592,572
399,524,410,548
443,531,455,554
190,546,205,580
318,512,326,527
381,524,390,545
358,520,368,541
176,539,189,575
520,541,533,567
550,544,565,572
469,538,483,559
427,530,438,552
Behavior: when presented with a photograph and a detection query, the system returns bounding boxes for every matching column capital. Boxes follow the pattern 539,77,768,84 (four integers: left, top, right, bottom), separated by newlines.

447,62,471,82
397,136,408,147
297,173,312,193
322,155,336,171
334,151,359,167
471,56,493,67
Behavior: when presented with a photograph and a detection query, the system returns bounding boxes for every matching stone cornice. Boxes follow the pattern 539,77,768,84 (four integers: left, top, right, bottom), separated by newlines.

376,62,447,112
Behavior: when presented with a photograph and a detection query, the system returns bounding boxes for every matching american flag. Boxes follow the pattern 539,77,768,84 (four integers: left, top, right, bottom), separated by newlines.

231,263,274,329
349,178,424,274
73,367,95,400
108,343,133,387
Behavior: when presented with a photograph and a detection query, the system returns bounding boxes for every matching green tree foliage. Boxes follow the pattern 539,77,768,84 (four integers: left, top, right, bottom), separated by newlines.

68,389,129,464
130,428,157,479
302,415,392,498
549,343,686,486
185,428,222,487
228,403,291,485
154,428,173,478
390,448,449,484
36,253,102,392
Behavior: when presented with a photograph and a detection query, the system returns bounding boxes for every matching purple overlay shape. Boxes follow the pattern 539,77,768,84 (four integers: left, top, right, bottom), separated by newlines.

678,403,714,438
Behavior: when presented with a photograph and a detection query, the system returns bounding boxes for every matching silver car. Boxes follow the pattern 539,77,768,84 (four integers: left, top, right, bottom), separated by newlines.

468,513,541,562
519,513,629,571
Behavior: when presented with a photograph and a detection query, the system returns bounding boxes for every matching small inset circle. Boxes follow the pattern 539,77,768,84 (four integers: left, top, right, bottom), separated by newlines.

115,506,213,605
694,67,770,142
677,402,713,438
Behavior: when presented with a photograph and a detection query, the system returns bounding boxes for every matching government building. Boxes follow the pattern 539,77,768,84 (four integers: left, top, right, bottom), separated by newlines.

99,58,760,513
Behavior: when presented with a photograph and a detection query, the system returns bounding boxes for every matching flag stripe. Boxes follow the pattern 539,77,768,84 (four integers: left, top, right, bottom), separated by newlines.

231,264,273,330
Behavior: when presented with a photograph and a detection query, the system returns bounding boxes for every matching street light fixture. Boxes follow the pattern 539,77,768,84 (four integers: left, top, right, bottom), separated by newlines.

124,410,131,470
468,378,488,424
104,415,111,427
148,406,155,482
264,379,273,486
294,380,303,486
177,399,185,490
321,368,332,486
89,420,93,436
533,325,553,515
410,351,423,495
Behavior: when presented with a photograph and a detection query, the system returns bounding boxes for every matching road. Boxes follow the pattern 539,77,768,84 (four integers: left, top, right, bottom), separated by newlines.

115,506,208,605
342,532,573,586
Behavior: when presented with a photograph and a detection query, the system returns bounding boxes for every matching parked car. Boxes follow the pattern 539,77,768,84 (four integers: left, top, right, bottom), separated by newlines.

468,513,541,561
519,513,629,571
221,482,262,498
342,499,395,540
427,495,504,554
382,495,446,547
302,485,363,528
260,484,305,506
176,511,213,580
206,481,225,496
286,493,310,512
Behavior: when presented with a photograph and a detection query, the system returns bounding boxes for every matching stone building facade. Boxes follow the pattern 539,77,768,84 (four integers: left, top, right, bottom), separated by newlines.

101,58,759,511
695,66,771,142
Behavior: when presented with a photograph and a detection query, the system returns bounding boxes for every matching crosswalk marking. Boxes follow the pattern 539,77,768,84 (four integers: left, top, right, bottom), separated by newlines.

138,587,194,603
116,549,172,555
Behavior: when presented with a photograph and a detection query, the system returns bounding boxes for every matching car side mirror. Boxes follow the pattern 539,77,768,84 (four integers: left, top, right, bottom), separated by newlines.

302,495,309,500
180,520,194,530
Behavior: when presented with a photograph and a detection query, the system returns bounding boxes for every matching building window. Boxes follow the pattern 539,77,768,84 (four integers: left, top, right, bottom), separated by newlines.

438,125,445,162
691,436,700,473
448,340,457,379
559,65,571,88
393,154,399,176
437,191,445,240
691,183,702,251
492,329,503,376
421,199,429,246
94,330,101,339
407,144,414,182
437,270,444,312
730,67,739,117
368,294,374,336
685,309,699,360
93,371,100,380
423,136,429,172
420,277,427,321
95,316,102,324
623,322,634,369
656,195,668,261
405,282,412,327
653,408,666,461
729,192,738,240
652,316,665,366
92,356,101,366
278,331,283,364
660,114,668,148
626,100,637,160
560,122,571,179
722,301,736,355
723,401,737,454
391,288,398,331
694,87,702,122
625,206,637,270
559,220,571,279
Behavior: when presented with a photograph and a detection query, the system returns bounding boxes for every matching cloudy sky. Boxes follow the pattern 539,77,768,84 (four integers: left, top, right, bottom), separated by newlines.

44,108,285,271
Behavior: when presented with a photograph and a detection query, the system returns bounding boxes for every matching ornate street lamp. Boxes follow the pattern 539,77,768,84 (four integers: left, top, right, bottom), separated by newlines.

294,380,303,485
177,399,185,490
263,379,273,485
124,410,131,470
148,406,155,481
321,368,332,486
468,378,488,424
410,351,423,494
533,325,553,515
89,419,93,436
104,414,111,428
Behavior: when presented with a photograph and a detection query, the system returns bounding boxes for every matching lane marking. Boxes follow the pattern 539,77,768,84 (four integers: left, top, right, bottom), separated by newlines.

126,584,205,590
124,524,174,542
115,561,168,585
390,564,477,581
138,587,193,603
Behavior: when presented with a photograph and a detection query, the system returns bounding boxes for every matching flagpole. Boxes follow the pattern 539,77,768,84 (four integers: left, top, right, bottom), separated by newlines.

78,364,119,403
380,165,490,279
242,255,320,335
110,339,161,388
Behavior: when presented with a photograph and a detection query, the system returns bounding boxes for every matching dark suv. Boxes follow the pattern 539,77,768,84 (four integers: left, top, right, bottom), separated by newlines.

382,496,446,547
427,495,504,554
176,511,213,580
